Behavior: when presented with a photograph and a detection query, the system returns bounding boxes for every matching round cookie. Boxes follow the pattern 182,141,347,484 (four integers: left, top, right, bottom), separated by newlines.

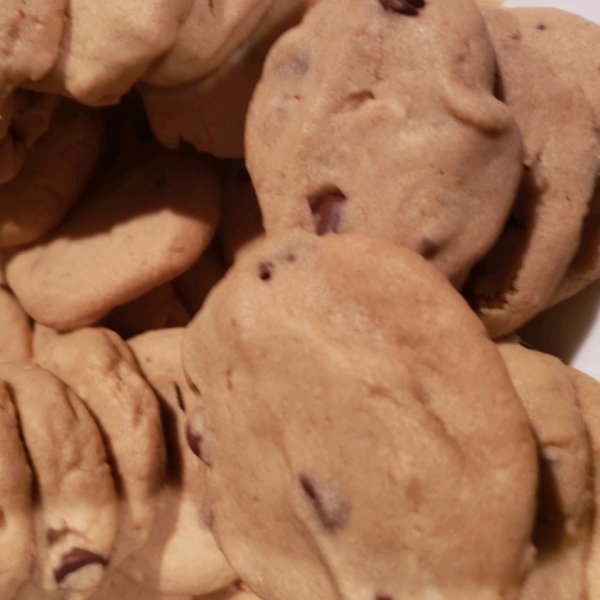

0,381,33,600
463,7,600,338
219,163,264,265
182,230,537,600
497,342,592,600
568,368,600,600
101,283,190,340
245,0,523,287
172,250,227,317
0,363,118,596
140,0,316,157
0,288,32,364
36,328,166,566
0,100,103,248
24,0,193,106
508,8,600,307
6,146,220,331
119,329,237,595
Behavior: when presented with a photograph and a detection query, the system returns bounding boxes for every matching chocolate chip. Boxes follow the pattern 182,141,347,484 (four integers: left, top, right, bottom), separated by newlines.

174,384,185,411
299,474,351,531
258,262,274,281
417,236,438,259
54,548,108,584
310,190,347,236
379,0,425,16
186,422,206,463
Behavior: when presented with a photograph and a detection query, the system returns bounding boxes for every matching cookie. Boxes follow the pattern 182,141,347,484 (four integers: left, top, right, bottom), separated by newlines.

172,251,227,317
498,342,593,600
463,7,600,338
0,100,103,248
0,92,60,186
140,0,315,157
219,163,264,265
182,230,537,600
0,363,118,596
245,0,523,287
24,0,193,106
31,323,62,359
0,288,32,364
568,368,600,600
36,328,166,566
6,147,220,331
0,381,33,600
119,329,237,595
101,283,190,340
0,0,65,92
508,8,600,306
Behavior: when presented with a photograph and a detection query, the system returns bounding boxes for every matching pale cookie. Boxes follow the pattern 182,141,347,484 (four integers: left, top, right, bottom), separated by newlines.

31,323,62,360
140,0,316,157
101,283,190,340
0,382,33,600
464,7,599,338
36,328,165,566
25,0,193,106
0,363,118,596
0,288,32,364
120,329,237,595
509,8,600,306
219,163,264,265
6,148,220,331
498,342,592,600
173,251,227,317
182,230,537,600
0,100,103,248
245,0,523,287
0,0,65,92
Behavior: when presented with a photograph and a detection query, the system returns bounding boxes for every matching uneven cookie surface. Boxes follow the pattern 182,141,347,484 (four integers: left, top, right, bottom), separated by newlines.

246,0,523,286
183,230,537,600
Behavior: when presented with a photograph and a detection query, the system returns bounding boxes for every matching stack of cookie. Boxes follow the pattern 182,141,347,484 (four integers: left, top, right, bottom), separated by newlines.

1,0,600,599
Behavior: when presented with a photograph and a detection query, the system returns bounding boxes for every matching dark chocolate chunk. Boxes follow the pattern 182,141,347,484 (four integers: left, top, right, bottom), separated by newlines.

379,0,425,16
310,191,347,236
186,422,209,465
299,474,351,531
258,262,274,281
54,548,108,584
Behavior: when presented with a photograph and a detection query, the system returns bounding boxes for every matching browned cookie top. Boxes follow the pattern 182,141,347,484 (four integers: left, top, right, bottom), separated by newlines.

246,0,523,287
182,230,537,600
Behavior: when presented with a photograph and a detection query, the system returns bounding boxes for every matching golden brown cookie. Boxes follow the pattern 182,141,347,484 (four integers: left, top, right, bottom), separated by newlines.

0,100,103,248
36,328,166,566
568,368,600,600
140,0,316,157
0,363,118,596
219,163,264,265
0,288,32,364
6,148,220,331
245,0,523,287
498,342,592,600
120,329,237,595
463,7,599,338
508,8,600,306
182,230,537,600
0,381,33,600
101,283,190,340
172,251,227,318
